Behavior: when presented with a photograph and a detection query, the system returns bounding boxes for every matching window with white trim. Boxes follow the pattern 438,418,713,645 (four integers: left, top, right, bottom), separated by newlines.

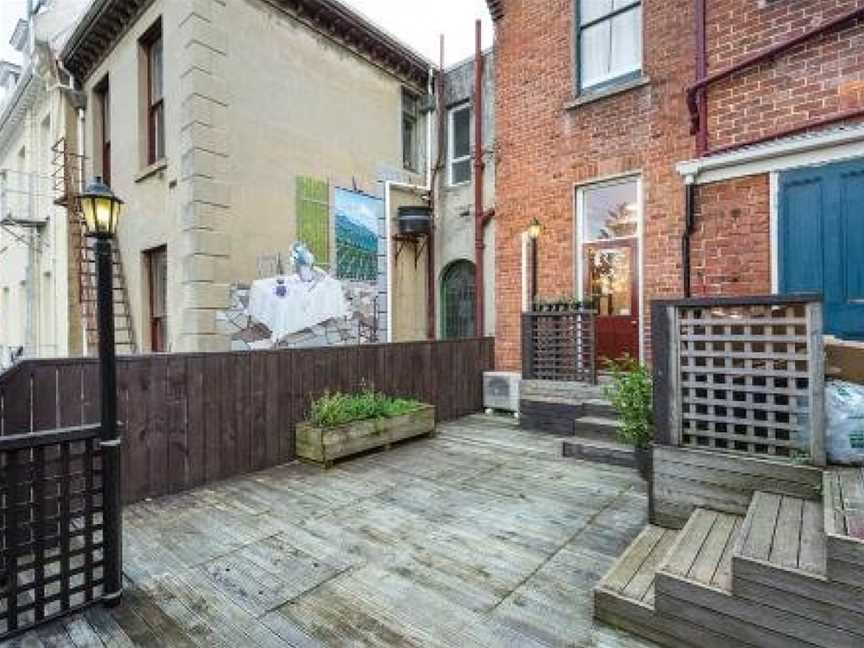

448,103,471,186
578,0,642,92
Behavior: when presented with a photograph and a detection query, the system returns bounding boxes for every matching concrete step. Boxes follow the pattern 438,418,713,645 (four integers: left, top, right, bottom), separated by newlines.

561,438,635,468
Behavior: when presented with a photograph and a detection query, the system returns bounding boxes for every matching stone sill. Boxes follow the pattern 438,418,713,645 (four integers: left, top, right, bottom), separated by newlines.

565,76,651,111
135,159,168,183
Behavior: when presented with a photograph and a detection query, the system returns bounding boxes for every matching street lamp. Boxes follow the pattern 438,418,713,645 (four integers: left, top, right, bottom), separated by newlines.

528,218,541,308
80,177,124,608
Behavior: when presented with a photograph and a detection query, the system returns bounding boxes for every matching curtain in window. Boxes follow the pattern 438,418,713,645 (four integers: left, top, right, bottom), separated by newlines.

580,0,642,90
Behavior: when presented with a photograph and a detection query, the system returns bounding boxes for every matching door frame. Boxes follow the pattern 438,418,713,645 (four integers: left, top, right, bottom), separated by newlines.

574,174,644,360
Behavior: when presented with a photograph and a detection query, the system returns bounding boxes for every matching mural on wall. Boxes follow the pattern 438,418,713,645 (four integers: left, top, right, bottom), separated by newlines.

216,181,387,350
335,188,381,282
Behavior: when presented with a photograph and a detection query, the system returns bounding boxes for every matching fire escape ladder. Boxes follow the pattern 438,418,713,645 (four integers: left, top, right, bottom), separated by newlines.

53,138,138,355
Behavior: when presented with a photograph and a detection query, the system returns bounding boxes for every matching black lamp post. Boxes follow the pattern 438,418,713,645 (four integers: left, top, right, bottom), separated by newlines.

79,177,124,607
528,218,542,309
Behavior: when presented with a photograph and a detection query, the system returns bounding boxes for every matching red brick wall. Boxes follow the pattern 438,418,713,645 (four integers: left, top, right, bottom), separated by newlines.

493,0,695,370
492,0,864,371
690,176,772,297
706,0,864,150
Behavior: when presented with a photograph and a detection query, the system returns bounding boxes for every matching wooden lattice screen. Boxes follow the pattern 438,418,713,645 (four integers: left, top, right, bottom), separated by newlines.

1,425,105,638
522,310,597,384
667,297,825,464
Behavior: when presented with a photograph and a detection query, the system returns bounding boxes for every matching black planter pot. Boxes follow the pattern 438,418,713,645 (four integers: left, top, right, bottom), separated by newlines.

397,206,432,236
634,445,652,481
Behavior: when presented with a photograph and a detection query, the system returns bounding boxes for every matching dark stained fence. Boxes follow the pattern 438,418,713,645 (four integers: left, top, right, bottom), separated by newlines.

0,339,494,504
521,310,596,384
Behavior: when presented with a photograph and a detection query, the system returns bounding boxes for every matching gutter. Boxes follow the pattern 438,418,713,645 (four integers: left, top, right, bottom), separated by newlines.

59,0,112,64
0,67,36,153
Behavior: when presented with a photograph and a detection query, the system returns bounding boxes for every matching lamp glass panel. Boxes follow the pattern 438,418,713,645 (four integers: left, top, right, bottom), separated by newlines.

81,196,97,234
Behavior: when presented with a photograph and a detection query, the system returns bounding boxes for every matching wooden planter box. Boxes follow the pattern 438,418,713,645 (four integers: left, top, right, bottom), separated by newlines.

296,404,436,467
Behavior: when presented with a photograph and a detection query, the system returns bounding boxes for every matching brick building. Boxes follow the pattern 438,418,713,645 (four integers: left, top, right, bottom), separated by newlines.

487,0,864,370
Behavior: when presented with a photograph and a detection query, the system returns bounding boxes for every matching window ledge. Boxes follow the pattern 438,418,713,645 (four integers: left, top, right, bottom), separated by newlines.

135,159,168,183
565,76,651,111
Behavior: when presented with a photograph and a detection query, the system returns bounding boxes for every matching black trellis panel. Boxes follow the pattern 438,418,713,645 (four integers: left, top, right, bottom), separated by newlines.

0,424,105,640
522,310,597,384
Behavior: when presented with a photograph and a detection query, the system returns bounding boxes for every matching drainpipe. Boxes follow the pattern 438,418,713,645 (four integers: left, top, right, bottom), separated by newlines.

473,19,485,337
426,62,437,340
682,176,696,298
694,0,708,155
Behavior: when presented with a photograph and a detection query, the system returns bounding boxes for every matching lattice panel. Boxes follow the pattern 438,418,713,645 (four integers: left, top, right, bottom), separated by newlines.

0,430,105,638
523,311,596,383
677,302,813,458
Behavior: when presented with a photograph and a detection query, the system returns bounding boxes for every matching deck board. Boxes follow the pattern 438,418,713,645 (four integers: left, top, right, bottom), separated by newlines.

5,415,657,648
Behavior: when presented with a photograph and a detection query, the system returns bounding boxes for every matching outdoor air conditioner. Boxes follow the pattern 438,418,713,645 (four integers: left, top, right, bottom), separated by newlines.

483,371,521,413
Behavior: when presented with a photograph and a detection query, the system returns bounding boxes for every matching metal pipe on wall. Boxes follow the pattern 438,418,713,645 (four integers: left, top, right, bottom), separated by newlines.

473,19,485,337
425,66,436,341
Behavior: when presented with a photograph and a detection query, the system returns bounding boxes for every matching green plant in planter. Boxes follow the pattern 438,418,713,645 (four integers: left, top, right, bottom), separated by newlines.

603,356,654,449
309,389,423,428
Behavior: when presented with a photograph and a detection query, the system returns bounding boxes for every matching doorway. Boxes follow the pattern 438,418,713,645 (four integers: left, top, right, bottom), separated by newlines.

779,158,864,339
441,260,476,339
577,177,641,364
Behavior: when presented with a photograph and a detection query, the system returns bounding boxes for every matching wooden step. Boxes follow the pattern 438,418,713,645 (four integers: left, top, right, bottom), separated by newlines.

823,468,864,588
653,507,844,648
732,491,864,641
594,525,749,647
572,415,620,443
518,399,577,435
562,438,635,468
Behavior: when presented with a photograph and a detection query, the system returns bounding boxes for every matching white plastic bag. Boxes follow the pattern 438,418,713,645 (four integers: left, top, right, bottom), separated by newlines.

826,380,864,466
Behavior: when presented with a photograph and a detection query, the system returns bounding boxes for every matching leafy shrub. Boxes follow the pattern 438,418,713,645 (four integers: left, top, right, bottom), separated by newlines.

604,356,654,449
309,389,423,428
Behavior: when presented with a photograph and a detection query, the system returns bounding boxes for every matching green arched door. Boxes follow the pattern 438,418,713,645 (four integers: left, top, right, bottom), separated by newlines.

441,261,476,339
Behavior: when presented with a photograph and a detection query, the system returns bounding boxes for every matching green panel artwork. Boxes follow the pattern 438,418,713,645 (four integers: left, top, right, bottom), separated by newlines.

296,176,330,266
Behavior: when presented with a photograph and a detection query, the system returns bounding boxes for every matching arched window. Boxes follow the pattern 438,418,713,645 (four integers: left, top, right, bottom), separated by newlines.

441,261,476,339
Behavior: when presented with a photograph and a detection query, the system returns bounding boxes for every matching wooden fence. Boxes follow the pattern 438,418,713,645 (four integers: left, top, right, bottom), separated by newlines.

521,309,597,383
0,339,494,504
651,295,825,465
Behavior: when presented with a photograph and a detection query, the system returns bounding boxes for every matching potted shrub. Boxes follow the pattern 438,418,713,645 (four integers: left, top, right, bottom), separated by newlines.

296,389,434,468
604,357,654,480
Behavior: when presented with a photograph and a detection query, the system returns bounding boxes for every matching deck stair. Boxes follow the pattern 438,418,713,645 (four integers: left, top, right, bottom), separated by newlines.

519,378,635,469
595,472,864,647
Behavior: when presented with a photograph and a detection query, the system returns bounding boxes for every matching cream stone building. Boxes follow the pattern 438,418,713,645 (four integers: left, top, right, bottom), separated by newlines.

48,0,498,355
59,0,442,353
0,1,90,368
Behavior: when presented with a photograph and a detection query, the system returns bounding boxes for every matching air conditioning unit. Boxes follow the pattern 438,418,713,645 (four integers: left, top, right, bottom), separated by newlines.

483,371,521,413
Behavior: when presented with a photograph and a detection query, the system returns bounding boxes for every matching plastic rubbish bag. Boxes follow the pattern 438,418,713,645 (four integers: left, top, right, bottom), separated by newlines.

826,380,864,465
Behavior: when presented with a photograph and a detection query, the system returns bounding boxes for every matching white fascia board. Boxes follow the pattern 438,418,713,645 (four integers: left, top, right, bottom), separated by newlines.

677,124,864,184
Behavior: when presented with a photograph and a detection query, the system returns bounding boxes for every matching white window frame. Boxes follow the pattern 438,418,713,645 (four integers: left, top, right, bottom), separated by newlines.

448,103,472,187
576,0,643,93
574,174,645,358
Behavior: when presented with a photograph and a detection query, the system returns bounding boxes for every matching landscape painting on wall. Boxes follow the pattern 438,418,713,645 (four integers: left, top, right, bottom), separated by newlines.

335,188,382,282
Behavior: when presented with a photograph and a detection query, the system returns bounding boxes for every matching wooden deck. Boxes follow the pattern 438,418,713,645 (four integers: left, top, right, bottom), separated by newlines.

3,415,658,648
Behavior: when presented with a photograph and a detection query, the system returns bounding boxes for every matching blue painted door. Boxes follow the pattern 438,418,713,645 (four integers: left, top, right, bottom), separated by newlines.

780,158,864,339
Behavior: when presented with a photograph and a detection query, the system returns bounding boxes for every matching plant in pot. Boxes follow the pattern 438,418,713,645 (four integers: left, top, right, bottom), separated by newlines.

604,356,653,480
297,388,435,468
